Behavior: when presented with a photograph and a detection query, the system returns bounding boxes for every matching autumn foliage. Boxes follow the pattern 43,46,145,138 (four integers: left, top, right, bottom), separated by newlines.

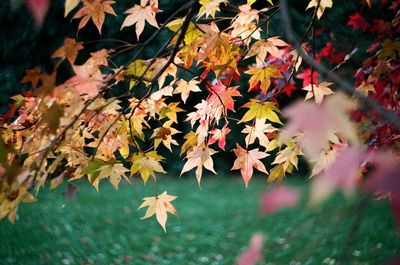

1,0,399,238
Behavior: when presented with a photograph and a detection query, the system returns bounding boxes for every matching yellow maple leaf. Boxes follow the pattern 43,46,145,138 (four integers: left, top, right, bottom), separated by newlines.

240,99,283,125
198,0,227,19
64,0,80,17
306,0,333,19
93,163,130,191
245,65,283,93
131,151,166,183
138,191,178,232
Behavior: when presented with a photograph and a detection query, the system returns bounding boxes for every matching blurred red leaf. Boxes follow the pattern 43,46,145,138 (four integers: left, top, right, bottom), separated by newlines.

236,234,265,265
26,0,50,27
260,186,300,214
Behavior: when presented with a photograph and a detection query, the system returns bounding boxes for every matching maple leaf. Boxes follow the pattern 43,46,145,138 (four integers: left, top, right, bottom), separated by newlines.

378,39,400,60
302,81,334,104
309,147,366,206
20,67,42,89
296,68,319,88
208,124,231,150
26,0,50,27
151,121,180,152
347,13,370,32
65,0,80,17
208,81,241,113
272,146,301,172
306,0,333,19
236,233,265,265
280,93,358,160
364,151,400,200
180,131,198,156
246,37,289,66
131,151,166,183
93,163,130,191
198,0,227,19
121,0,159,40
231,144,269,187
197,22,230,63
138,191,178,232
260,186,300,214
52,38,84,65
310,148,337,177
356,81,375,95
73,0,116,34
180,146,218,185
173,79,201,103
241,118,278,149
240,99,283,125
245,64,283,93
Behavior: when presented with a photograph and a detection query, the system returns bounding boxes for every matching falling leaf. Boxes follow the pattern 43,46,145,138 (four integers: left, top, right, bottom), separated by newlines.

260,186,300,214
138,191,178,232
180,146,218,185
231,144,269,187
236,233,265,265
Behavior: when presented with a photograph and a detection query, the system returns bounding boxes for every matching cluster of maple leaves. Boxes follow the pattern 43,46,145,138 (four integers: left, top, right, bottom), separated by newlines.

1,0,399,234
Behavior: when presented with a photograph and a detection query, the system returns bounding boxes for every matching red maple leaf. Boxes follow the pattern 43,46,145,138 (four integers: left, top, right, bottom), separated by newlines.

296,68,319,87
347,13,370,32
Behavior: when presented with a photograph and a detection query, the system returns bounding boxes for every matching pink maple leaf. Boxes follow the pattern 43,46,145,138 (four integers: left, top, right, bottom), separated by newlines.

26,0,50,27
236,234,265,265
260,186,300,214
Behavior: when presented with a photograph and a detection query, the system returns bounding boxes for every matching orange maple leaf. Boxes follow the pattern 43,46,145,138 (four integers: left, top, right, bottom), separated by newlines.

52,38,84,65
231,144,269,187
73,0,116,34
246,37,289,66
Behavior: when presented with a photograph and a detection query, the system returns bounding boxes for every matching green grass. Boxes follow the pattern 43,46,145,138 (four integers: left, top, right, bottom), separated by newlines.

0,176,399,265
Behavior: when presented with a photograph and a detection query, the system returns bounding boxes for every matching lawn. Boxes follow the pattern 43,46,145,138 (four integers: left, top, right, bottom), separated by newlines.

0,176,399,265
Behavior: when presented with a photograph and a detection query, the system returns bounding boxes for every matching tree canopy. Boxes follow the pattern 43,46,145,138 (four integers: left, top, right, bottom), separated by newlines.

1,0,399,240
